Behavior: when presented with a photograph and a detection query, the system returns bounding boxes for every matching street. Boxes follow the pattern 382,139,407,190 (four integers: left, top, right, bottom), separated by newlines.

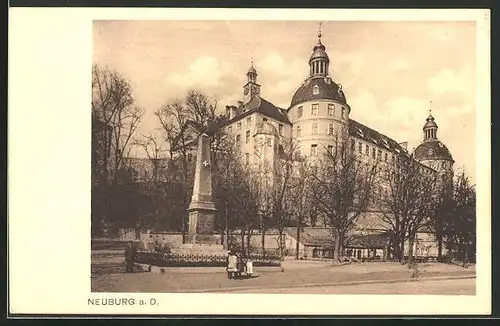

231,278,476,294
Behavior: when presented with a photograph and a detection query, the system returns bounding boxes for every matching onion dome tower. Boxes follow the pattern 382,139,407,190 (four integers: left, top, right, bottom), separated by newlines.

413,105,454,194
288,23,351,158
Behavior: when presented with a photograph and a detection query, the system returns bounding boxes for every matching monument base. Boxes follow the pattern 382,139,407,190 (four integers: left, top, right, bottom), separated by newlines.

187,208,216,244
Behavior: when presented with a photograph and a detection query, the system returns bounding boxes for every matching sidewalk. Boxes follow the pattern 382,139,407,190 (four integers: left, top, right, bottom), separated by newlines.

194,274,476,293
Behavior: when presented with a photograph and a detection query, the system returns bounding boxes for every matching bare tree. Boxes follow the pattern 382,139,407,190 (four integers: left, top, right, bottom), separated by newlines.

155,90,218,242
287,156,313,259
92,64,143,183
442,170,476,262
379,154,438,264
310,133,379,262
91,64,143,237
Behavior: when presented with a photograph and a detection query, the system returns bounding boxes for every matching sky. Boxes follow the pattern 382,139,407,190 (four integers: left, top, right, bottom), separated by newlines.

93,20,477,181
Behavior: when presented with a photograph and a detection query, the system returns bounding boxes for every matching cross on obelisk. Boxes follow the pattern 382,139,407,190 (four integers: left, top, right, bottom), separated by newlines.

187,133,217,244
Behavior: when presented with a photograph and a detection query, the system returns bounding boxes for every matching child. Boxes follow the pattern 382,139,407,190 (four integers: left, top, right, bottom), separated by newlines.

245,258,254,277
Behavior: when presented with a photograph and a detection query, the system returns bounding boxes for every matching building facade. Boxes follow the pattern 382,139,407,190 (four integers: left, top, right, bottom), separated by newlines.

212,30,455,257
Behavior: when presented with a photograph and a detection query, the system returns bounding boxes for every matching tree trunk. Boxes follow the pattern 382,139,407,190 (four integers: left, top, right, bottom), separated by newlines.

408,234,415,267
261,224,266,258
224,203,229,249
246,229,252,256
332,231,340,262
400,236,405,263
337,231,345,262
240,230,245,255
437,234,443,261
278,229,284,258
296,223,301,260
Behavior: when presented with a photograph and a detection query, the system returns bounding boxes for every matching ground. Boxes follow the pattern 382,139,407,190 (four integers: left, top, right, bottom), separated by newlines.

91,251,476,294
236,278,475,294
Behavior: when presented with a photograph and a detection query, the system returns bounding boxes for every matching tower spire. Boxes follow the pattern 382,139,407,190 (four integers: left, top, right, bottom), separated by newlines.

309,22,329,78
423,101,438,141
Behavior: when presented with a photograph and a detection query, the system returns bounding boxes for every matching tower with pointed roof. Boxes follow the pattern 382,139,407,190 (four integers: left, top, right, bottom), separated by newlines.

288,23,351,161
243,61,261,104
413,106,454,194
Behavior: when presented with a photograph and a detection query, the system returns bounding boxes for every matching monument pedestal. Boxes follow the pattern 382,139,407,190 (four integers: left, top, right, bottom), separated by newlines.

172,132,227,256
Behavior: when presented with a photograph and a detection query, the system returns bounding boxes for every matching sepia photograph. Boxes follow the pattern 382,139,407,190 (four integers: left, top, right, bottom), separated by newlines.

91,19,478,295
8,7,491,316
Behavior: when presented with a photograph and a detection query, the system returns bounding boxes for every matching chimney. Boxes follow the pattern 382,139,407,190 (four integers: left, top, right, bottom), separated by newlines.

229,106,238,120
398,142,408,151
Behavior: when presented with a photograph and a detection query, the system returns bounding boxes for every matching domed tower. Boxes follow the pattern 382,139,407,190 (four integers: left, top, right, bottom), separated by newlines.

413,110,454,194
288,23,351,159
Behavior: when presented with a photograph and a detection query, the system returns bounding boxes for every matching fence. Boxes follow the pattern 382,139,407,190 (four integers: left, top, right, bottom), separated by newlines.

135,251,282,267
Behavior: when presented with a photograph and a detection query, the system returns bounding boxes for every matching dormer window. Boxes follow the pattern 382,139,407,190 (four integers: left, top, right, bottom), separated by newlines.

313,85,319,95
297,106,303,118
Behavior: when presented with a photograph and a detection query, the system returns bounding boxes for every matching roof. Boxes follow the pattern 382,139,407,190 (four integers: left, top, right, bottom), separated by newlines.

170,116,229,152
290,77,347,108
413,140,454,162
309,42,330,62
224,96,291,126
348,119,408,155
347,232,390,249
285,227,335,247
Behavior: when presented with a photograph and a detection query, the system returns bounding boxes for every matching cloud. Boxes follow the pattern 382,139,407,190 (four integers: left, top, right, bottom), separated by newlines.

255,52,307,107
389,58,411,71
348,89,379,125
427,65,475,97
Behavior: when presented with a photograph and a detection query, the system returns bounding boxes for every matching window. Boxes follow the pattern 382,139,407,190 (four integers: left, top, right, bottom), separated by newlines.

279,124,283,136
351,139,355,151
311,104,318,116
372,147,376,159
236,134,241,145
312,123,318,135
297,125,301,137
266,138,272,147
263,117,268,122
341,107,346,119
245,153,249,165
328,104,335,116
365,144,369,155
358,142,362,153
328,123,334,135
237,122,242,130
247,117,251,127
313,85,319,95
311,144,318,156
377,149,382,160
297,106,303,118
327,145,334,155
384,153,388,162
245,130,250,144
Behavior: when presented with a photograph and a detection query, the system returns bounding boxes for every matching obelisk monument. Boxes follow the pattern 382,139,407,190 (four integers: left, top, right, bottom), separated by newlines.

187,133,217,244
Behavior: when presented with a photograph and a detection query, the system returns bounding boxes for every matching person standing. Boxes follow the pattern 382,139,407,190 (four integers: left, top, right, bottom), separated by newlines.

125,241,136,273
246,258,254,278
227,251,237,279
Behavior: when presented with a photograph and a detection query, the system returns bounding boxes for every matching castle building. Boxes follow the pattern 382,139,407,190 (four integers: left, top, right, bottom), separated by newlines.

220,28,454,187
172,27,455,259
